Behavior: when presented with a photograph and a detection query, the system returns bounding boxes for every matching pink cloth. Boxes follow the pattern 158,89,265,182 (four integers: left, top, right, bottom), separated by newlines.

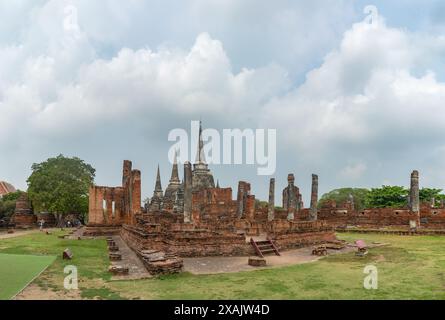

355,240,367,249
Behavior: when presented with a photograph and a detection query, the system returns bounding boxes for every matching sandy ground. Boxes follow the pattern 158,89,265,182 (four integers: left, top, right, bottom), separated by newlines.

183,246,357,275
0,229,41,240
14,283,82,300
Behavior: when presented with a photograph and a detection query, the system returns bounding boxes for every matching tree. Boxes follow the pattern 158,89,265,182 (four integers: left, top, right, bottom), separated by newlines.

419,188,443,204
27,155,95,226
319,188,370,211
364,186,409,208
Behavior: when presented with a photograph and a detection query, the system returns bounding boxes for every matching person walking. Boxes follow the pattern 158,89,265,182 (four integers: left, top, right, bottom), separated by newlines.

39,219,45,231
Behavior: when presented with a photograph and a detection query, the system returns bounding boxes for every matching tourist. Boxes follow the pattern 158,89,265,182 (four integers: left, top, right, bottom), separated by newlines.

39,219,45,231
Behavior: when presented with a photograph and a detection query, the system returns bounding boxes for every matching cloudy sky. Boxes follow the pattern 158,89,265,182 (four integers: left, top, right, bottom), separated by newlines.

1,0,445,204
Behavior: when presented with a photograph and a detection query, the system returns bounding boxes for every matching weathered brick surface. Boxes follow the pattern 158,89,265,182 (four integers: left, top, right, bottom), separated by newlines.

10,214,36,228
309,201,445,229
88,160,141,227
11,193,36,228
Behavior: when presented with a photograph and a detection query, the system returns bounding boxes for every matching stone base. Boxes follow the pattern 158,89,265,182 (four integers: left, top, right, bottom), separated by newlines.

109,253,122,261
107,239,116,247
84,225,121,236
248,257,266,267
143,258,184,275
109,265,129,275
312,246,327,256
10,213,36,229
108,245,119,252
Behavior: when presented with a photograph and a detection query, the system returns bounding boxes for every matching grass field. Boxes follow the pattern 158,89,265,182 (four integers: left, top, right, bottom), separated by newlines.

1,230,445,299
0,253,56,300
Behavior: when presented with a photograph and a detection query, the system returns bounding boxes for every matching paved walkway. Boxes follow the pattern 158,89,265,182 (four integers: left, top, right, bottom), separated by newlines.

110,236,151,280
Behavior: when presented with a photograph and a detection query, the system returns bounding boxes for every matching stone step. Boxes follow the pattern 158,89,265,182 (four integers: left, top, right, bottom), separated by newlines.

257,244,274,248
256,241,272,245
260,249,276,253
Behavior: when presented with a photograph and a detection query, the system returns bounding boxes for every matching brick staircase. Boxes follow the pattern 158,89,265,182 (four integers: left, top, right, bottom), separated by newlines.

250,238,280,258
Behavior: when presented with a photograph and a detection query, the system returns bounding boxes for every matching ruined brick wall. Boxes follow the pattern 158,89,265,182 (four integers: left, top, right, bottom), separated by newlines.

266,220,336,250
88,186,124,226
10,214,36,228
420,207,445,229
191,187,238,225
315,203,445,229
121,223,253,257
88,160,141,227
11,193,36,228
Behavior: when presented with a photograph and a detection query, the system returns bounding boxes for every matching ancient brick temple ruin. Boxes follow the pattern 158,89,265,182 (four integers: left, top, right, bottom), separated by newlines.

314,170,445,230
87,124,445,275
10,193,36,228
86,123,335,268
9,193,57,229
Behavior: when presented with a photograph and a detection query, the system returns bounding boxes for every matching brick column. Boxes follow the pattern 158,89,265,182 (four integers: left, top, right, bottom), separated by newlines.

131,169,141,224
309,174,318,221
268,178,275,222
410,170,420,226
287,174,296,221
184,162,193,223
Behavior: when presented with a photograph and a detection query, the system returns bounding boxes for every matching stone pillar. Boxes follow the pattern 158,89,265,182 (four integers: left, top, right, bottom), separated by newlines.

268,178,275,222
410,170,420,225
183,162,193,223
237,182,245,218
122,160,133,216
122,160,132,187
131,170,141,224
237,182,250,218
246,195,256,221
410,170,420,212
287,174,296,221
309,174,318,221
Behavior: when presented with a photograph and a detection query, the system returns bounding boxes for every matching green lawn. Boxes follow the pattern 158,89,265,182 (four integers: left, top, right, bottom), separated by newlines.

0,253,56,300
1,231,445,299
0,230,111,299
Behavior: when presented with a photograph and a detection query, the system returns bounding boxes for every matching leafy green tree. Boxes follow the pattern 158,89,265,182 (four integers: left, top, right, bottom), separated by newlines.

27,155,95,226
319,188,370,211
365,186,409,208
419,188,443,203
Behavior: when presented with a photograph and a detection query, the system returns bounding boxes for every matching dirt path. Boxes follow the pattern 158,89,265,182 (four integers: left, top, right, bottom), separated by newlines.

0,229,41,240
183,246,357,275
14,283,82,300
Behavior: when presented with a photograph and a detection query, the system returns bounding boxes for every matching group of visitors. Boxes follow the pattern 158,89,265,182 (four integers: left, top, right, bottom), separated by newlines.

39,218,82,231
